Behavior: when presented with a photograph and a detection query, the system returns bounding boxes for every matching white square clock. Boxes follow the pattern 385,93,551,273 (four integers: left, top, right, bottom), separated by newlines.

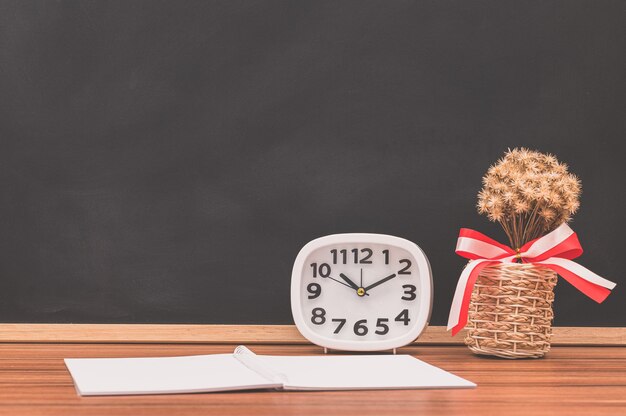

291,233,433,352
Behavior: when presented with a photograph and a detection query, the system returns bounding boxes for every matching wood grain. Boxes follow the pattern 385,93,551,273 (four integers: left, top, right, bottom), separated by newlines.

0,324,624,345
0,343,624,416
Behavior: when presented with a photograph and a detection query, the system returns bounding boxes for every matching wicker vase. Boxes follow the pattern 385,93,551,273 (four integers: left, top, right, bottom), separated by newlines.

464,262,558,359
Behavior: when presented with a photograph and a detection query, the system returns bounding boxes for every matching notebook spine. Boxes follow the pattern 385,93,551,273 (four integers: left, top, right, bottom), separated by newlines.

233,346,288,385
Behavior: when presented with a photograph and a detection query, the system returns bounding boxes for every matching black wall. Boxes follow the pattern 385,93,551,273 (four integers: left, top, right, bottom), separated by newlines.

0,1,623,325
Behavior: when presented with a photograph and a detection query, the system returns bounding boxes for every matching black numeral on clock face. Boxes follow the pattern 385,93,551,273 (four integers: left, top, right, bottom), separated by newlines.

375,318,389,335
307,283,321,299
332,318,346,334
395,309,410,325
310,262,331,278
401,284,416,301
330,249,347,264
353,319,368,336
398,259,412,274
311,308,326,325
383,249,390,264
356,248,373,264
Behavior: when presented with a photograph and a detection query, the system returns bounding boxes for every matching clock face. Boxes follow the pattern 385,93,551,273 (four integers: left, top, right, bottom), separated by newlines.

291,234,432,351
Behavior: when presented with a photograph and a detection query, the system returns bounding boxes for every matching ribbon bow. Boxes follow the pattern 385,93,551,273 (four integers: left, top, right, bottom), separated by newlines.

447,223,616,336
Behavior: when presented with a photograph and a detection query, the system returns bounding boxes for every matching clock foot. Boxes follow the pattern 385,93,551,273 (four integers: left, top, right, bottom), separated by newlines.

324,347,328,354
393,348,397,355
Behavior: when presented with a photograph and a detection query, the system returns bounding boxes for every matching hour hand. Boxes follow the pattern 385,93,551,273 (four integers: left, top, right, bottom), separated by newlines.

339,273,360,290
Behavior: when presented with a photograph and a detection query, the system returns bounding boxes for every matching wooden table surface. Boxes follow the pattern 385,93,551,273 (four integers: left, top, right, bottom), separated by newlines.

1,343,625,416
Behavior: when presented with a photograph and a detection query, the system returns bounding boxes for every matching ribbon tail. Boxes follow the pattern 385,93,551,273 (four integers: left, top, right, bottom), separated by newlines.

537,258,616,303
447,259,500,336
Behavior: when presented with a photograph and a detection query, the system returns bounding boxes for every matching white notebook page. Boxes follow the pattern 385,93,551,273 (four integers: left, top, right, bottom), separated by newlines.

64,353,280,396
257,354,475,390
65,347,475,396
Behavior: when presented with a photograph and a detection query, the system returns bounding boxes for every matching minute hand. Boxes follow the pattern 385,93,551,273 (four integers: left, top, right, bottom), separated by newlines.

364,273,397,292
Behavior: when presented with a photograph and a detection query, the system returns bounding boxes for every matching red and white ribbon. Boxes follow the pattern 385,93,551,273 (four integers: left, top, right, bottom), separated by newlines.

447,223,616,336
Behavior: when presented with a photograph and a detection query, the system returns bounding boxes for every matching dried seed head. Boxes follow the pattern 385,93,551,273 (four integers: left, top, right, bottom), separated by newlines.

477,147,582,244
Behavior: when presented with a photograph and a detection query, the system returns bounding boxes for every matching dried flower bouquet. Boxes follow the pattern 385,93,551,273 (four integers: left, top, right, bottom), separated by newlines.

447,148,615,359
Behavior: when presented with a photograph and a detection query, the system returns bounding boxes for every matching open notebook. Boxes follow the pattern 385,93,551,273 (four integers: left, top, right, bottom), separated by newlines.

64,346,475,396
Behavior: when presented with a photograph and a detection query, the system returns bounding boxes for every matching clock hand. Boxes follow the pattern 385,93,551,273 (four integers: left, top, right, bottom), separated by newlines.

327,274,370,296
339,273,359,290
325,276,354,289
327,276,370,296
363,273,397,292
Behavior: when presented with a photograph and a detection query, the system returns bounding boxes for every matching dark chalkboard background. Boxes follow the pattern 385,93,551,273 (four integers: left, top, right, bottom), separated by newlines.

0,1,623,326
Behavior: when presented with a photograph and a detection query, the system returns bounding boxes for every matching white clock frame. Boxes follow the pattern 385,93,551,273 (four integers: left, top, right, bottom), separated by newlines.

291,233,433,352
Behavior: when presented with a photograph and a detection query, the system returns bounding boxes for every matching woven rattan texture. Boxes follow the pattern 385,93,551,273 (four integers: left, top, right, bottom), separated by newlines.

465,262,558,359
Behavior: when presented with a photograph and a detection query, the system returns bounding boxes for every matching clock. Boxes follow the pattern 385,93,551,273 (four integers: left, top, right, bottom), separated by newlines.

291,233,432,352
